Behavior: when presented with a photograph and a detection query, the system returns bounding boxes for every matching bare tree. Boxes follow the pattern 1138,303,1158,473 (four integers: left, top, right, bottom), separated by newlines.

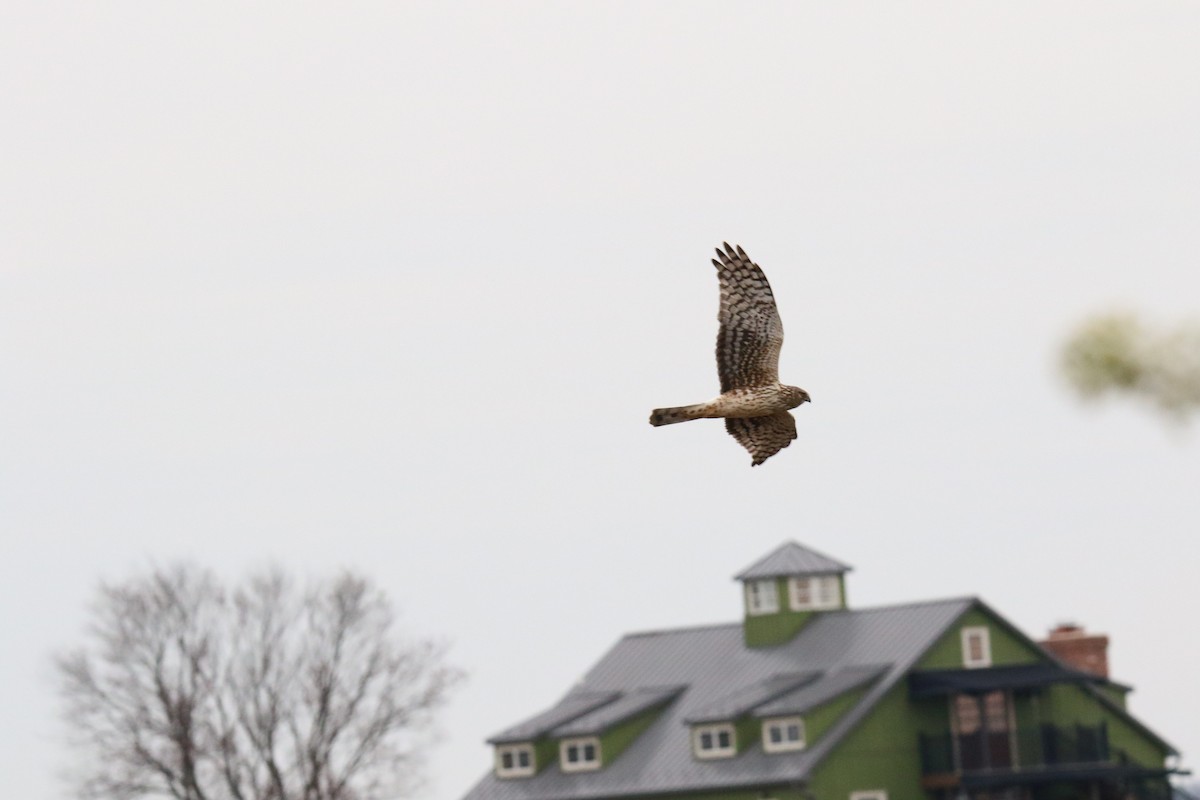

1061,312,1200,421
57,564,462,800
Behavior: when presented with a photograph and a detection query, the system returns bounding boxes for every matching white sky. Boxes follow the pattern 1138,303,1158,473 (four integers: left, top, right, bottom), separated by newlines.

3,3,1199,799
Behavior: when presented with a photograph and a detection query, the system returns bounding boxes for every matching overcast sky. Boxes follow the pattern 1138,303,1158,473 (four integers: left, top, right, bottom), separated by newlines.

4,3,1199,799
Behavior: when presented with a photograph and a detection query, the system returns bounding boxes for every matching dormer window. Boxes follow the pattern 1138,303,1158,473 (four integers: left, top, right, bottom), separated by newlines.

560,737,601,772
962,626,992,668
692,723,736,759
495,743,535,778
789,575,840,611
745,579,779,615
762,716,806,753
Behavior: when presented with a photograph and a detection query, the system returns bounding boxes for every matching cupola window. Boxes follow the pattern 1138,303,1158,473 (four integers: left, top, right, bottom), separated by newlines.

745,579,779,615
789,575,840,611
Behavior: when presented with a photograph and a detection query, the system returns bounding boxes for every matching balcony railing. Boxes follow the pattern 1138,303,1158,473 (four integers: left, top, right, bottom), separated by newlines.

919,722,1110,775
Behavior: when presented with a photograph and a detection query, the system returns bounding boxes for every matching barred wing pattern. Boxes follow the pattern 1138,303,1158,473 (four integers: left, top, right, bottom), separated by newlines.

713,243,785,392
725,412,798,467
649,242,807,466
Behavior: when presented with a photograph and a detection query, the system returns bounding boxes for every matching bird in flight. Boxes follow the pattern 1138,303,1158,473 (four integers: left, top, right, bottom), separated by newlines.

650,243,810,466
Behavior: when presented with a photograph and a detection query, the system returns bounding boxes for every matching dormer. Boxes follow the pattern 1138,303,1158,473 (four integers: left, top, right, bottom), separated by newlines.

683,666,884,760
486,692,618,778
485,686,682,778
735,541,851,647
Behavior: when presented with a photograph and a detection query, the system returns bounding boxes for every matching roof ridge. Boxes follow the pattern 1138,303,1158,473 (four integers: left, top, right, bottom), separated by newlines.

836,595,978,613
623,598,977,641
622,620,741,639
734,540,853,580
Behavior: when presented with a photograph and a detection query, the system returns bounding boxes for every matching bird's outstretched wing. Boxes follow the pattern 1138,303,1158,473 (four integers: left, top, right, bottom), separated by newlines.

725,411,797,466
712,243,784,392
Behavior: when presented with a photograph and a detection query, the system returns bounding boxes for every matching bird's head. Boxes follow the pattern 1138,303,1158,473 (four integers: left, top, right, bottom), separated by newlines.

783,386,811,409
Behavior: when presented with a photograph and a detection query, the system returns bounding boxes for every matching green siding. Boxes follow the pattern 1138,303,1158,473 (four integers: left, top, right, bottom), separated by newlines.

733,716,760,753
808,683,929,800
804,685,870,745
915,607,1169,770
1038,682,1169,768
916,607,1042,669
743,576,846,648
1096,682,1128,710
909,694,951,737
744,606,815,647
1013,690,1040,732
599,705,666,766
801,676,1171,800
532,738,556,775
744,578,811,647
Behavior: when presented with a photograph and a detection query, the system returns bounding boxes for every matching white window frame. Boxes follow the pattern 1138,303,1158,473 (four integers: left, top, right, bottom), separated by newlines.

850,791,888,800
559,736,601,772
961,626,992,669
495,743,536,778
789,575,841,611
692,723,737,759
762,716,806,753
745,579,780,615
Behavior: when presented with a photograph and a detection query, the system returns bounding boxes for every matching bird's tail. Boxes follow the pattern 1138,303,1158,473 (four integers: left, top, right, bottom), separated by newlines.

649,403,710,427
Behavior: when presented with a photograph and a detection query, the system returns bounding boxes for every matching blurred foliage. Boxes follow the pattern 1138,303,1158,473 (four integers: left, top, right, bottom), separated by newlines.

1062,313,1200,420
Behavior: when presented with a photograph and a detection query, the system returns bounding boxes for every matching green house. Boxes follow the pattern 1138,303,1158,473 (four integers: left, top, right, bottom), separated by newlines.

462,542,1182,800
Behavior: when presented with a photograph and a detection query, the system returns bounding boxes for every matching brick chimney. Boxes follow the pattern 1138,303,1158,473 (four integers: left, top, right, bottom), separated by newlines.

1039,623,1110,678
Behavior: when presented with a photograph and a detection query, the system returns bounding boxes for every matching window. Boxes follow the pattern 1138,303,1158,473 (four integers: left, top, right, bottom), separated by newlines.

850,791,888,800
955,692,1011,734
745,579,780,615
789,575,841,611
692,723,736,759
560,737,601,772
815,575,840,607
953,694,981,734
983,691,1010,732
762,716,806,753
495,743,535,778
961,626,992,668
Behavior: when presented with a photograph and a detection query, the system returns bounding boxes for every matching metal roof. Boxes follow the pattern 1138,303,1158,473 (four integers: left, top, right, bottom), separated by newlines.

555,686,685,737
487,691,619,744
685,671,820,724
752,664,887,718
733,541,852,580
462,596,975,800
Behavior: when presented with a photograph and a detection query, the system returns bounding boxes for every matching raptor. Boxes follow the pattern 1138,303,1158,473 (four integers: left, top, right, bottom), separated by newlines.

650,243,810,466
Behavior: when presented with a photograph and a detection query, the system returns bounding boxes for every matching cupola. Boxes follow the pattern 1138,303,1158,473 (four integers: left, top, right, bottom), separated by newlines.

734,541,852,647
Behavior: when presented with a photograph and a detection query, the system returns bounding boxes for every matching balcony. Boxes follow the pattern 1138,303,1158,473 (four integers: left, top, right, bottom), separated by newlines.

919,722,1114,786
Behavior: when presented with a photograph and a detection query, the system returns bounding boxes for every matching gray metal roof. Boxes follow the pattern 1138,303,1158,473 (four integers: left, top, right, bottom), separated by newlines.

555,686,685,737
733,541,852,580
487,691,619,744
462,596,975,800
684,672,819,724
752,664,887,718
